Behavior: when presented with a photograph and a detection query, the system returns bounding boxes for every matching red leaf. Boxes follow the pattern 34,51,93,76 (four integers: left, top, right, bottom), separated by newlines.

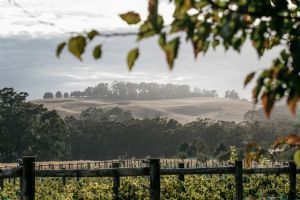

261,93,275,118
286,134,300,145
287,94,299,116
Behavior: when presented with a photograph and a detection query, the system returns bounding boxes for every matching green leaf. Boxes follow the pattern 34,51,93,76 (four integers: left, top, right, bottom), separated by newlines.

212,39,220,50
244,72,256,87
93,45,102,59
87,30,99,40
56,42,66,58
294,150,300,166
158,33,166,48
120,12,141,25
127,48,139,70
280,49,289,61
68,36,87,60
162,37,180,70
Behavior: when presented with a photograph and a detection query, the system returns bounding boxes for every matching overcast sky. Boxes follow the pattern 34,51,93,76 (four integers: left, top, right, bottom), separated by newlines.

0,0,282,99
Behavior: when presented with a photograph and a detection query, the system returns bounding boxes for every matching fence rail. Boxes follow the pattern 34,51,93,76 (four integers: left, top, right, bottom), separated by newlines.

0,156,299,200
0,159,289,170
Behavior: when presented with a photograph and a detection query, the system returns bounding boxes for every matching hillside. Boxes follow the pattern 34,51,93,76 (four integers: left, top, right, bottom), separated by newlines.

32,97,255,123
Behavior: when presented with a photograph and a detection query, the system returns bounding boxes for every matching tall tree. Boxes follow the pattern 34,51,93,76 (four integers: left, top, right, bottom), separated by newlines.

43,92,54,99
55,91,62,98
0,88,70,162
63,92,69,98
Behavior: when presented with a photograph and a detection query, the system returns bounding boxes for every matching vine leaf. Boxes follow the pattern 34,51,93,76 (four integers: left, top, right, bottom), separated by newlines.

127,48,139,70
120,12,141,25
93,45,102,59
56,42,66,58
87,30,99,40
294,150,300,167
244,72,256,88
160,37,180,70
261,93,275,118
68,36,86,60
286,134,300,145
287,94,299,116
148,0,158,26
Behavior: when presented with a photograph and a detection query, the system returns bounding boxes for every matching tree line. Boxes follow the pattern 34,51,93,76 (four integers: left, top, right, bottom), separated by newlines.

43,82,242,101
43,82,219,100
2,88,288,163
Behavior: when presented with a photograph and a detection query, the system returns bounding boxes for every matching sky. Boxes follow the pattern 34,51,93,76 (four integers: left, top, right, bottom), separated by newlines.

0,0,283,100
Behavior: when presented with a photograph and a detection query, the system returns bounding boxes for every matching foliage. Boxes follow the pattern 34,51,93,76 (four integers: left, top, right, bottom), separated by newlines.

0,154,299,199
228,146,238,165
63,92,69,98
0,88,70,162
0,173,299,199
55,91,62,98
65,107,300,161
272,134,300,166
225,90,239,99
43,92,54,99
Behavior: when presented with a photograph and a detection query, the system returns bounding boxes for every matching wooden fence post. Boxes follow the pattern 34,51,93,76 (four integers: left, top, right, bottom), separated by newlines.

21,156,35,200
62,176,66,186
234,161,243,200
149,159,160,200
178,162,184,182
112,162,120,200
288,161,296,200
0,177,3,189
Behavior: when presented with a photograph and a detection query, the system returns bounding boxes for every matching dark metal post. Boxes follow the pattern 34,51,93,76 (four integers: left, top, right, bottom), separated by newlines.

288,161,296,200
21,156,35,200
112,162,120,200
149,159,160,200
178,162,185,182
235,160,243,200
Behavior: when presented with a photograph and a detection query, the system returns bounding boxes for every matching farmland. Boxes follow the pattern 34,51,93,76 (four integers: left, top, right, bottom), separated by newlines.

32,97,296,123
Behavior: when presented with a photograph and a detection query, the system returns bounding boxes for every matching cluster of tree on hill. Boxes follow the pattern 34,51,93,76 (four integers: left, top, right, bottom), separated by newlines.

1,88,297,162
225,90,240,99
43,82,218,100
43,91,69,99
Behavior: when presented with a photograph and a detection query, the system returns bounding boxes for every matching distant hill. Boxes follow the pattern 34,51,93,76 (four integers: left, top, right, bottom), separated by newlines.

32,97,255,123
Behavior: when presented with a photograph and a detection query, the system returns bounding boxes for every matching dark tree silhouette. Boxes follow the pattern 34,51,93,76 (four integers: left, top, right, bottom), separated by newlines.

63,92,69,98
43,92,54,99
55,91,62,98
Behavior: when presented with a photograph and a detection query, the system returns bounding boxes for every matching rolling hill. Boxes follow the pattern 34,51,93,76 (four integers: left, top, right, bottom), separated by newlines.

32,97,257,123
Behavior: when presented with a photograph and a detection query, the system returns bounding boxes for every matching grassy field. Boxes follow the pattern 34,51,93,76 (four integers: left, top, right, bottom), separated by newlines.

32,97,254,123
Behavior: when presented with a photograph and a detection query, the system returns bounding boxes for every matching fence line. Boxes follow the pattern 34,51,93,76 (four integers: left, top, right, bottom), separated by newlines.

0,159,289,170
0,156,299,200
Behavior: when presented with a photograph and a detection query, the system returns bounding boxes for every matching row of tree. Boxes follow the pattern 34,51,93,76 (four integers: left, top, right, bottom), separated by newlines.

43,83,242,101
43,82,219,100
1,88,296,162
43,91,69,99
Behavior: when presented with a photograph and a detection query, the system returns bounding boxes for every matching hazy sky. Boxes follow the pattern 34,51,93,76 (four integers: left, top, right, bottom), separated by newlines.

0,0,282,99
